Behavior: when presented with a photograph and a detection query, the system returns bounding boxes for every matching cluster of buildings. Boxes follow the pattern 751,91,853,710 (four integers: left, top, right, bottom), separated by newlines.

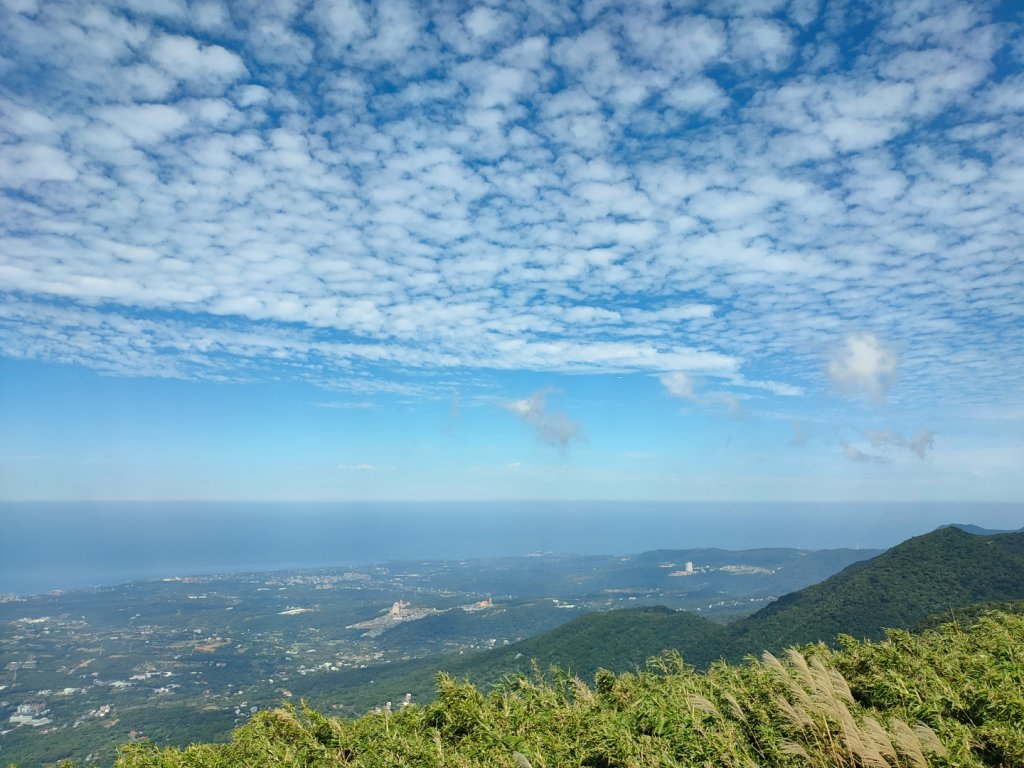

9,701,51,727
371,692,413,714
668,562,696,577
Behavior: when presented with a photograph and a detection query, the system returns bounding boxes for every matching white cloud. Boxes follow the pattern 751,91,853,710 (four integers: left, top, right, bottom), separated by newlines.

626,14,726,73
96,104,189,144
980,75,1024,114
505,389,581,447
729,17,794,72
362,0,426,63
864,428,935,459
312,0,370,48
463,6,513,41
730,375,804,397
660,371,744,415
623,305,715,323
192,1,229,29
150,34,247,84
660,371,695,399
788,0,818,27
841,441,889,464
828,333,898,401
0,0,1020,433
0,143,77,184
0,101,59,137
663,76,729,115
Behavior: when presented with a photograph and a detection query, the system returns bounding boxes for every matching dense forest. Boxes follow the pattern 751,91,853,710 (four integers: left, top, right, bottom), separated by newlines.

114,609,1024,767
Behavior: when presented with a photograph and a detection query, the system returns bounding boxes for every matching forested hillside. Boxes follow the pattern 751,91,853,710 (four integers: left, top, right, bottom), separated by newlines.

723,527,1024,656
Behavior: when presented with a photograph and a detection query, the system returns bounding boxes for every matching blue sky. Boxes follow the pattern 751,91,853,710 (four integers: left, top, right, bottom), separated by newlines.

0,0,1022,503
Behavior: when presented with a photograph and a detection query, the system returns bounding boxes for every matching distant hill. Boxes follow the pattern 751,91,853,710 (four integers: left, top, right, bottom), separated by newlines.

625,545,882,598
288,606,726,713
724,527,1024,656
447,605,726,681
938,522,1023,535
437,527,1024,687
471,527,1024,674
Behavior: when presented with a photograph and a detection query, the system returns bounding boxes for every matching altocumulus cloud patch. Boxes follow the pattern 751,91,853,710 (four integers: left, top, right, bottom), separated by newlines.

0,0,1020,422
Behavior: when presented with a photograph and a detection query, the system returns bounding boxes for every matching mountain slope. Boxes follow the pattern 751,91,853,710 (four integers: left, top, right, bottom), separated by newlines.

939,523,1024,535
723,527,1024,657
290,606,728,712
458,605,726,680
433,527,1024,688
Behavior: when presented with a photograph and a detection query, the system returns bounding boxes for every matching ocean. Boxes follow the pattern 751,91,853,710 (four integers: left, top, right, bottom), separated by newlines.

2,501,1021,596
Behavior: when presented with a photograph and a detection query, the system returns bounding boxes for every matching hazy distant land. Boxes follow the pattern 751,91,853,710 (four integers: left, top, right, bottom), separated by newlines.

4,501,1022,596
0,542,878,766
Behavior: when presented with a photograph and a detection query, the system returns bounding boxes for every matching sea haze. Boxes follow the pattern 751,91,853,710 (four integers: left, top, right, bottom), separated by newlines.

2,501,1021,596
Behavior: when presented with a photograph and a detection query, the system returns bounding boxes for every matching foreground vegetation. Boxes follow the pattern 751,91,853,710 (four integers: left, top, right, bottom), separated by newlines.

114,609,1024,768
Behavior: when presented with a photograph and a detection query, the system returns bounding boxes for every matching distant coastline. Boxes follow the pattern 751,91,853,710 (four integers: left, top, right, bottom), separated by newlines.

2,500,1021,597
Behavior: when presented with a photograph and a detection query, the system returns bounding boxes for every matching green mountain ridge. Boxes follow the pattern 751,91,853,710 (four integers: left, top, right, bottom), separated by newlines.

722,526,1024,656
938,522,1024,535
428,527,1024,682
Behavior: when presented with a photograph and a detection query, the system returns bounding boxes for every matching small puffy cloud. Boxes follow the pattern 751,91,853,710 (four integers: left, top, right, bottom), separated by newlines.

730,17,794,72
841,442,889,464
660,371,695,399
1,102,58,137
729,374,804,397
338,463,395,470
660,371,742,416
0,143,77,184
864,428,935,459
96,103,189,143
191,1,229,29
828,333,897,400
842,427,935,464
150,34,247,84
788,0,819,27
505,389,581,447
313,0,370,48
790,418,805,446
663,77,729,115
463,6,513,41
